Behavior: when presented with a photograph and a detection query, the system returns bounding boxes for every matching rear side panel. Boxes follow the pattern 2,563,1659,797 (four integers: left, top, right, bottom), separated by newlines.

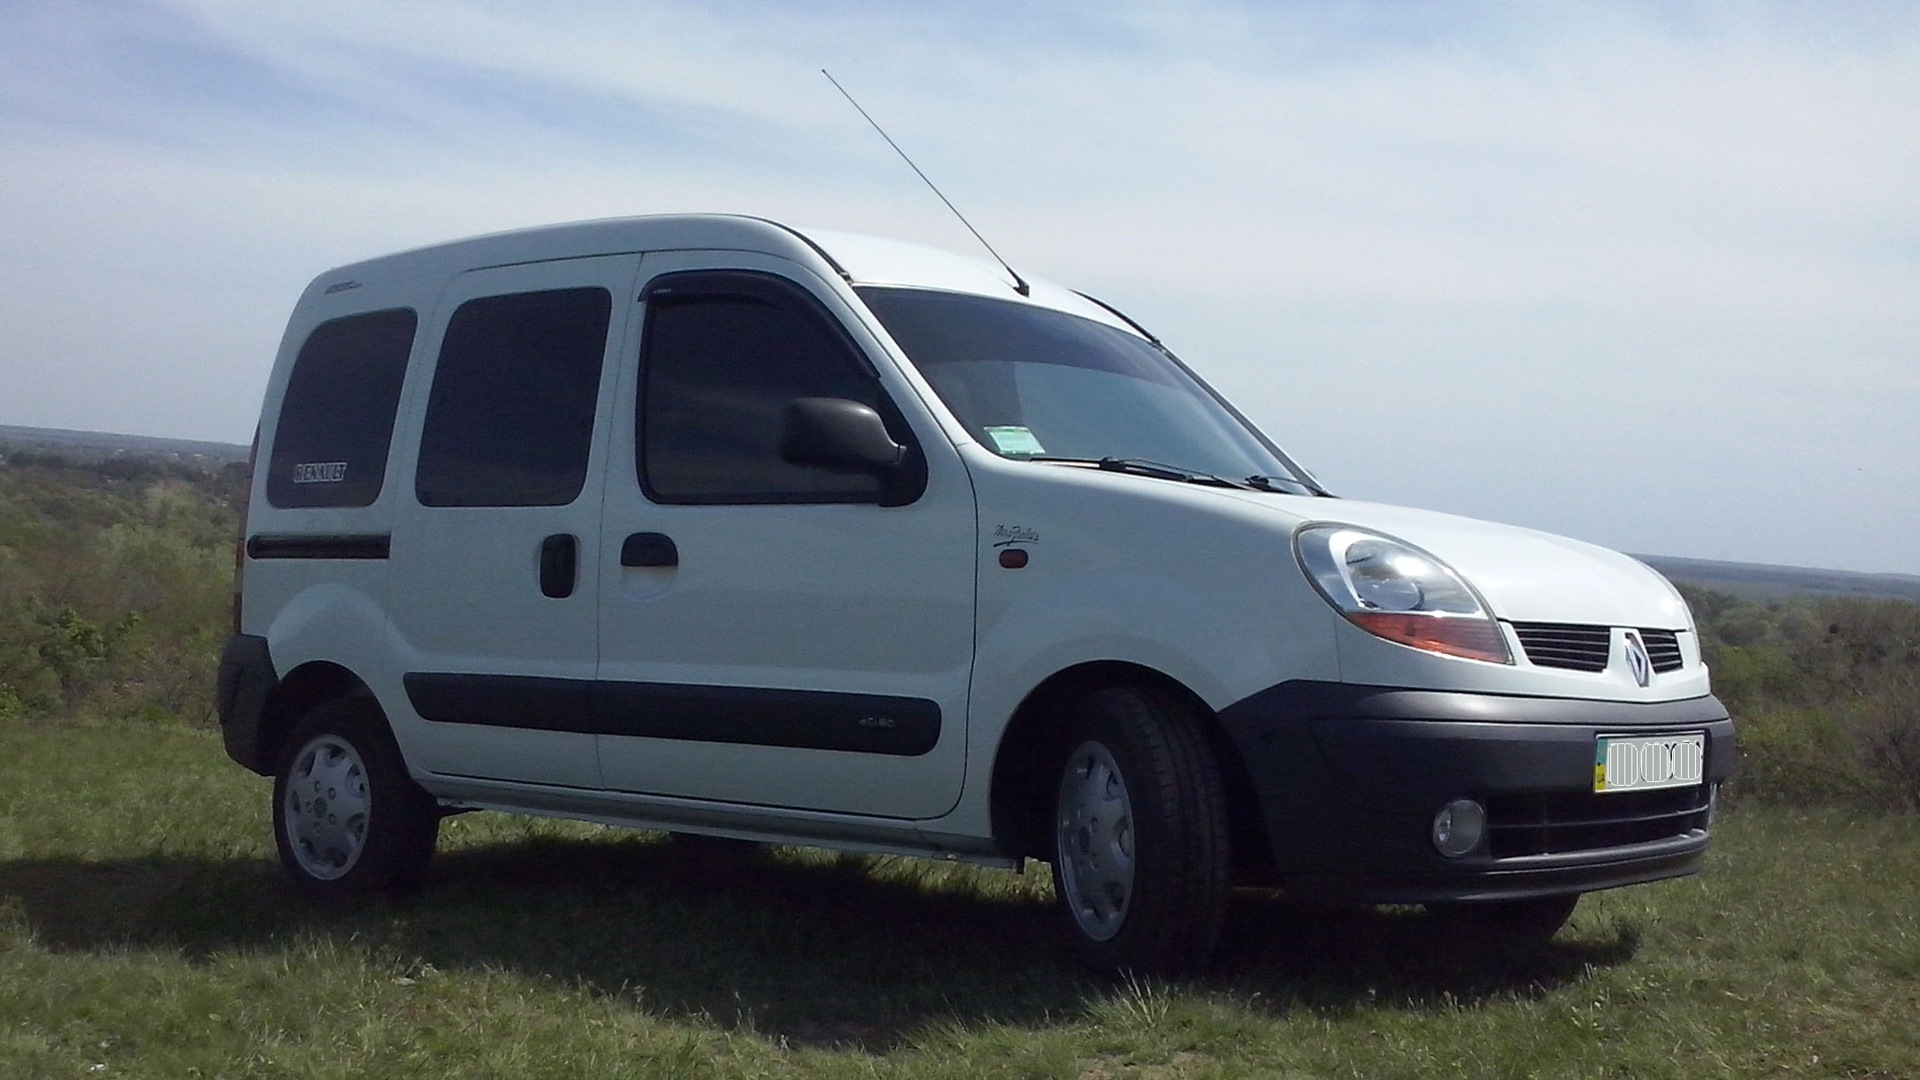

237,288,428,753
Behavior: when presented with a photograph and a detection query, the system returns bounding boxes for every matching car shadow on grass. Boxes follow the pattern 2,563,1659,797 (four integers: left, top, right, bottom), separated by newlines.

0,833,1641,1049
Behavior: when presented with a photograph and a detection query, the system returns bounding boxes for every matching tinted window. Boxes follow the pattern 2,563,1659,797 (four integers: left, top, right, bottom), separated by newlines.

641,273,892,503
415,288,611,507
266,309,417,509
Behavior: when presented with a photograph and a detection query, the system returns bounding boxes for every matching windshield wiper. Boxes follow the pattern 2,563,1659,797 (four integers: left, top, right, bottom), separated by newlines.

1245,473,1315,494
1025,456,1257,490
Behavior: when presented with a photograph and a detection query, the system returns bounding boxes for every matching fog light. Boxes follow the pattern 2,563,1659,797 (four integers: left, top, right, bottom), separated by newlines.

1432,799,1486,858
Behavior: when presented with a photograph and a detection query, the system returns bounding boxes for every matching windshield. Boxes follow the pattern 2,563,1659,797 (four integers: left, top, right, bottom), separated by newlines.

857,287,1315,493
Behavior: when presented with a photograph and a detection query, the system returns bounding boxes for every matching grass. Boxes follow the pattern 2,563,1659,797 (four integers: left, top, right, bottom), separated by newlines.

3,717,1918,1078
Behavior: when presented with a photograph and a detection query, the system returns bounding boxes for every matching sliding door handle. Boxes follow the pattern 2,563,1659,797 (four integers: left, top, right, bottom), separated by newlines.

538,534,578,598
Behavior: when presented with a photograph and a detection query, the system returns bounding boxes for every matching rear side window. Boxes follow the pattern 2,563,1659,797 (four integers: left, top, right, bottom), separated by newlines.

640,272,890,504
267,308,417,509
415,287,611,508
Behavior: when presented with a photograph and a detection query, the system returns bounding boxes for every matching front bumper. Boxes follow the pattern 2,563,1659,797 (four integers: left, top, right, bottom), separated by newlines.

1215,681,1735,904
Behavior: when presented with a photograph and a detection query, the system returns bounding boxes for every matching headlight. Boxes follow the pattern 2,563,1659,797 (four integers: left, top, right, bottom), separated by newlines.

1294,524,1513,664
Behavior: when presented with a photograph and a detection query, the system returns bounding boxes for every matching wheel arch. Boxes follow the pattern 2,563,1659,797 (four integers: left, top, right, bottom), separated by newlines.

258,661,380,772
987,661,1272,878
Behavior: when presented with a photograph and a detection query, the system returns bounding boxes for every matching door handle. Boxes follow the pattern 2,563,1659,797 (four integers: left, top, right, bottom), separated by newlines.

620,532,679,568
539,534,578,598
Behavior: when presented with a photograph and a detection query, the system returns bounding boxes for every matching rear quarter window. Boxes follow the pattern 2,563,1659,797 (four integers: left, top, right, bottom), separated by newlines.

266,308,417,509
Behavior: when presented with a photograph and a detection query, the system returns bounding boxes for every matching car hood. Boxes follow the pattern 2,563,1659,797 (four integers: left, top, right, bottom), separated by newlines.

1268,497,1691,629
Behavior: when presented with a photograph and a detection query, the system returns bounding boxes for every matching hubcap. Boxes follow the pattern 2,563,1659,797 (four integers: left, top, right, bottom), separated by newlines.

282,734,372,881
1055,740,1134,941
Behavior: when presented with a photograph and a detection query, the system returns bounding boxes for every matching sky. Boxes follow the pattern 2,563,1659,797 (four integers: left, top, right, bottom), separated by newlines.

1,0,1916,575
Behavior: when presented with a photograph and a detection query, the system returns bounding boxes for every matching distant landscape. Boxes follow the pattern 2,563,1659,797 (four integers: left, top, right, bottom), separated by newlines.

1634,554,1920,604
5,423,1914,602
0,423,248,465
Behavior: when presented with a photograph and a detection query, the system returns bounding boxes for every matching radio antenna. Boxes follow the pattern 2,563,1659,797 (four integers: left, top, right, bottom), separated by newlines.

823,69,1030,297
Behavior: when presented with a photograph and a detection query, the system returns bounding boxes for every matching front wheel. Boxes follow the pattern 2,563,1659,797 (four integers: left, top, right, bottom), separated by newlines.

1049,685,1230,974
273,699,439,897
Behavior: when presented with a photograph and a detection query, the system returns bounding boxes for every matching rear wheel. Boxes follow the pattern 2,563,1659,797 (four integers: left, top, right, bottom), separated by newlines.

273,698,439,897
1049,685,1230,974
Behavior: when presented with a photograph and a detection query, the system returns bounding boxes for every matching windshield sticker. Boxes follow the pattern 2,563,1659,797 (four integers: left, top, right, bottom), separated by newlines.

985,426,1045,456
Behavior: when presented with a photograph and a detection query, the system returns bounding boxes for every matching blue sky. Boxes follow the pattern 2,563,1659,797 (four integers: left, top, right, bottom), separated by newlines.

2,0,1916,575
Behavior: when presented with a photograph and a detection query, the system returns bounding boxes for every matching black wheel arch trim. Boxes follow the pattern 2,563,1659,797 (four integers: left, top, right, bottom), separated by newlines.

219,641,380,777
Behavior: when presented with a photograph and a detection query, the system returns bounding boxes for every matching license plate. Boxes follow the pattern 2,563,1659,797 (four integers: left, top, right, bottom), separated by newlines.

1594,732,1705,793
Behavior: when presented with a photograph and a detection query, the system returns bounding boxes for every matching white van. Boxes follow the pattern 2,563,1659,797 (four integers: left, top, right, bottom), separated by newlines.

218,214,1734,972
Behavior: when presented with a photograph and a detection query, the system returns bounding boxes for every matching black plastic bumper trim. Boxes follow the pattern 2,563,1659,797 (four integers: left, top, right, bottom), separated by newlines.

1214,680,1735,904
216,634,279,775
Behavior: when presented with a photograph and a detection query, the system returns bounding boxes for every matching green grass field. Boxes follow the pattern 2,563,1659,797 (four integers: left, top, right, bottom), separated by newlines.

3,718,1916,1079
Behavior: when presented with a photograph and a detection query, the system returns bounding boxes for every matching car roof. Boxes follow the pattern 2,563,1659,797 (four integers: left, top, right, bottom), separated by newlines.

312,214,1132,332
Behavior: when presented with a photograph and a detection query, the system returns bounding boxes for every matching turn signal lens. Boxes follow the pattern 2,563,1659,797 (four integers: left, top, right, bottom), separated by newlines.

1345,612,1512,664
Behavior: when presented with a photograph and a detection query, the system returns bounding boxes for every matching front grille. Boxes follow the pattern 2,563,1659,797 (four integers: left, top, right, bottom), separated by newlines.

1512,622,1610,672
1511,622,1688,673
1487,784,1711,859
1641,629,1684,672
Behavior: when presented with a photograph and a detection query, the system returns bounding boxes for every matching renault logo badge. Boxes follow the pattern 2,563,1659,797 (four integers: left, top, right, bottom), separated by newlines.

1623,629,1653,688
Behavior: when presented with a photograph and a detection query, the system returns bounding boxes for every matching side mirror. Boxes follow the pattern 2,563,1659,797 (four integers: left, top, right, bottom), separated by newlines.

780,397,904,471
779,397,923,506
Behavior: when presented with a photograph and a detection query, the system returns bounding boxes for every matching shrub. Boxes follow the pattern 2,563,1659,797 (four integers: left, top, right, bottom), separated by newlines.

1723,703,1876,806
1689,587,1920,813
1839,671,1920,812
0,455,235,726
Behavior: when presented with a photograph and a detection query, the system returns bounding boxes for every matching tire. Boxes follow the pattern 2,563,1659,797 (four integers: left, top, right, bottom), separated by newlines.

1048,685,1230,974
1426,894,1579,942
273,698,439,897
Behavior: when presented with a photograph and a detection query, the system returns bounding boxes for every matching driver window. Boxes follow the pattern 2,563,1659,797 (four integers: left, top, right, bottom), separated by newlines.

638,273,896,504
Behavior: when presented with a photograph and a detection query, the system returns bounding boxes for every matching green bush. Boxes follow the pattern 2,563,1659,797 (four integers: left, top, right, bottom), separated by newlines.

1839,670,1920,811
1686,585,1920,812
1726,703,1876,806
0,453,236,726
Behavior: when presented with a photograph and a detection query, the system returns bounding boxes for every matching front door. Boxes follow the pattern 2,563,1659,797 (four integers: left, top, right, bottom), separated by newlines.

594,251,976,819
